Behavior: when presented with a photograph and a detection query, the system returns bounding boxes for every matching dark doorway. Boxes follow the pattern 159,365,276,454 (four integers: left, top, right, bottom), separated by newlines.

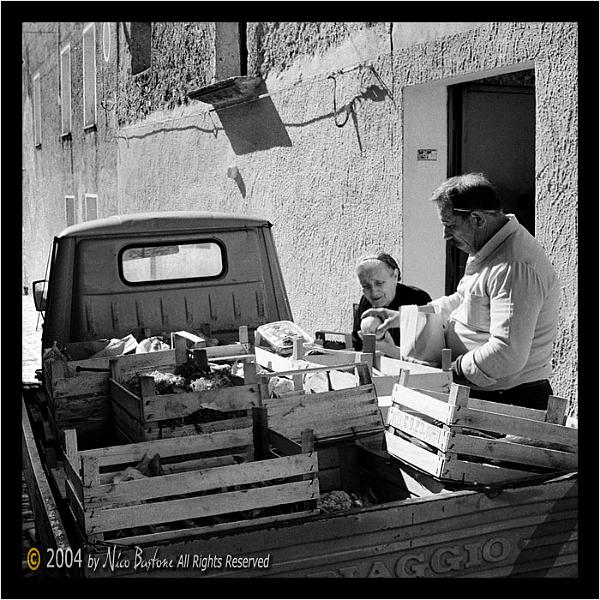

446,70,535,294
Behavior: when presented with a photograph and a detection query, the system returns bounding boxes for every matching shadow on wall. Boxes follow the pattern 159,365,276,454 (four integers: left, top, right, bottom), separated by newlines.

226,166,246,198
216,78,392,156
215,80,292,155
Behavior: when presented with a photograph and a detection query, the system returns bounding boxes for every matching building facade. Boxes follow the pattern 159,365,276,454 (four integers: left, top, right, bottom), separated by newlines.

22,21,578,411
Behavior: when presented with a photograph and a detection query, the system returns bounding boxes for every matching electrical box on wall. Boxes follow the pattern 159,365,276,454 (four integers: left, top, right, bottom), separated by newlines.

417,149,438,161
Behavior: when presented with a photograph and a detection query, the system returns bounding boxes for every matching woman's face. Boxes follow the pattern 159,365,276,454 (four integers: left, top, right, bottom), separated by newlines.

357,262,398,308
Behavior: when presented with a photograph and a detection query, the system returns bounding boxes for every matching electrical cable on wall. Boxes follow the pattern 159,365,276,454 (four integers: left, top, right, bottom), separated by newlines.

327,73,351,128
26,28,396,137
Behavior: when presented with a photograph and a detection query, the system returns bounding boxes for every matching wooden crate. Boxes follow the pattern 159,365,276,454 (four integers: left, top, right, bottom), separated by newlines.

108,354,262,443
43,327,254,446
255,333,453,397
259,362,383,444
43,347,176,445
62,417,320,545
385,374,578,485
373,355,452,395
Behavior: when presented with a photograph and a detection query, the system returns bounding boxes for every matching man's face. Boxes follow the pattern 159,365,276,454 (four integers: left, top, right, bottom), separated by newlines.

437,204,478,255
357,262,398,308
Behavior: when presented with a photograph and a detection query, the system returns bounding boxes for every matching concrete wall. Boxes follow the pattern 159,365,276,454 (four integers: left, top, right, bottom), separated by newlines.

402,83,448,300
117,22,215,126
22,21,578,410
115,22,400,338
22,22,119,281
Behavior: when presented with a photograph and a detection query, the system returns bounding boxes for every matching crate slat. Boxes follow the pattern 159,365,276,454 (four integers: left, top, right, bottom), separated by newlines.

86,478,319,534
97,452,255,484
205,343,246,358
387,405,451,451
410,388,550,423
57,349,175,378
158,452,253,475
457,407,578,451
448,432,578,471
269,429,303,456
109,379,146,423
265,385,376,414
79,427,253,468
385,431,444,478
111,391,146,439
255,346,296,371
466,398,548,422
315,417,385,442
65,477,86,531
146,415,253,440
266,387,381,442
441,456,542,484
84,453,317,507
114,422,137,445
53,372,108,399
391,385,457,425
377,356,453,392
142,385,260,422
63,455,83,502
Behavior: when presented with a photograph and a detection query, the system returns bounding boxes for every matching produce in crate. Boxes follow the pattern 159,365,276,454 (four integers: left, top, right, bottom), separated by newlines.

124,370,186,395
125,362,244,396
360,315,385,340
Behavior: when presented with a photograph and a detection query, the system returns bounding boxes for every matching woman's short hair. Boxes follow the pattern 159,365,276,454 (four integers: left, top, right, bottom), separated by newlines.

430,173,501,212
356,253,400,278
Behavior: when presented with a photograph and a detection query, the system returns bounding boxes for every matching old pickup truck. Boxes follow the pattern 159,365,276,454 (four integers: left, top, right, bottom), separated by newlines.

22,211,578,580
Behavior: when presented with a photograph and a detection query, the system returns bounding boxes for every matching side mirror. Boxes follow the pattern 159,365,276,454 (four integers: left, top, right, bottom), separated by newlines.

32,280,48,312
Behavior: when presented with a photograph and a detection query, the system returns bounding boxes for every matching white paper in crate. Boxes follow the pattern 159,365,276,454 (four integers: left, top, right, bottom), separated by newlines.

399,305,445,367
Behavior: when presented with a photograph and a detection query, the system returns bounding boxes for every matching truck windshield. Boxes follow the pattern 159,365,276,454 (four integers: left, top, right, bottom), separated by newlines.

120,241,225,283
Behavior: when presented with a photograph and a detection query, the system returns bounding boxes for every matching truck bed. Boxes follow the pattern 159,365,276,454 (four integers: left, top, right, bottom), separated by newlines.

22,386,577,578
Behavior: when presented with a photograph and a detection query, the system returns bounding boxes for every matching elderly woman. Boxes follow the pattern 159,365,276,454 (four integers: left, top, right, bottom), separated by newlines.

352,253,431,357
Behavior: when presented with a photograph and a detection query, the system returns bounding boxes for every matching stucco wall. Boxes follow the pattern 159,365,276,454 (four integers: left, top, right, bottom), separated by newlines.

247,22,390,77
117,22,215,126
22,22,119,281
23,21,578,410
116,22,401,339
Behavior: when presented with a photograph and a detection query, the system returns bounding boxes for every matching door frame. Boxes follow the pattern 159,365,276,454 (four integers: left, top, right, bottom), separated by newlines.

445,77,536,295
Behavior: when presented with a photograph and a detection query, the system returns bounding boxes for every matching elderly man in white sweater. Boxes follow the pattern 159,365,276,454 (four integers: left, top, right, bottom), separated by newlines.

364,173,560,410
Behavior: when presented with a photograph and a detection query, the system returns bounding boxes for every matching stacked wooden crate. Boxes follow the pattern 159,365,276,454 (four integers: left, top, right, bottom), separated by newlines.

42,343,175,446
385,371,578,486
41,327,254,446
109,362,260,443
260,362,382,443
108,331,259,443
254,332,453,400
62,416,319,545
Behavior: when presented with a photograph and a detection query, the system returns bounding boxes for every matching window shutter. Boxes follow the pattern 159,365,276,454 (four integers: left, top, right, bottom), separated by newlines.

60,45,71,135
65,196,76,226
33,72,42,146
83,23,97,128
85,194,98,221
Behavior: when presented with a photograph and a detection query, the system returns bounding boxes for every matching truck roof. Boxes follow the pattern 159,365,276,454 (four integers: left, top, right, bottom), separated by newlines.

57,211,272,238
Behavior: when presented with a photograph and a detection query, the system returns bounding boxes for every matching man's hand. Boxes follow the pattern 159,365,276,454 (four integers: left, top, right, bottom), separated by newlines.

375,331,401,359
361,307,400,336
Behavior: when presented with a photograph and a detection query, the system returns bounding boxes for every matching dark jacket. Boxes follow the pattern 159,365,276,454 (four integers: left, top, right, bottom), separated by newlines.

352,283,432,350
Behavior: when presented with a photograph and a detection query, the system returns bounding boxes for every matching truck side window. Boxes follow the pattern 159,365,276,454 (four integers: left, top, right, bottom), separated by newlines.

120,240,226,284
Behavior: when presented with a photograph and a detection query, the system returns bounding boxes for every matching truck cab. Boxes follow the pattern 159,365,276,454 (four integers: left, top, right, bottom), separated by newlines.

34,212,292,350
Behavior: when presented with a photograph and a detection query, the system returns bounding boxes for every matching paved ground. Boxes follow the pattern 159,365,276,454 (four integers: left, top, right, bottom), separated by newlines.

22,293,42,576
22,293,42,383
